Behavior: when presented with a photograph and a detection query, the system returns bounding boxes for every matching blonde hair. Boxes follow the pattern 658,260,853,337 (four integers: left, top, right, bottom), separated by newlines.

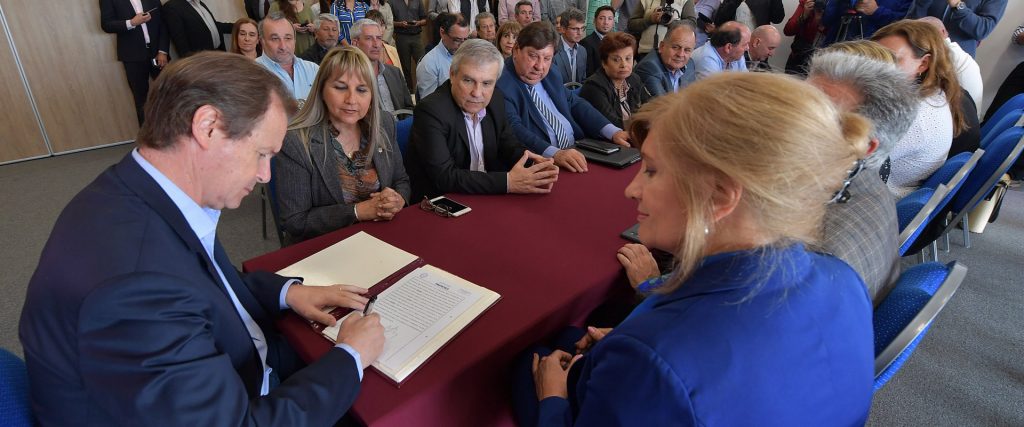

872,20,966,136
630,73,871,293
288,46,388,162
824,40,897,64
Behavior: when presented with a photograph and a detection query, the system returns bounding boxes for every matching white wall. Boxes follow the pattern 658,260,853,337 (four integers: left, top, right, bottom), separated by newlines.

766,0,1023,116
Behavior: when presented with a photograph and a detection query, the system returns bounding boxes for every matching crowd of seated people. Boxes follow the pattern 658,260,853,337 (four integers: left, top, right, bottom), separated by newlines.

59,0,1023,424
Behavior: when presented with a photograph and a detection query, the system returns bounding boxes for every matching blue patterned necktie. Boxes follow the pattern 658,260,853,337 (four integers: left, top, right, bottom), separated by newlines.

528,85,574,148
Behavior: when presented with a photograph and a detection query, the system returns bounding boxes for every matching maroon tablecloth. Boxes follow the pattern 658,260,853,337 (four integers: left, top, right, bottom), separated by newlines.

243,164,640,426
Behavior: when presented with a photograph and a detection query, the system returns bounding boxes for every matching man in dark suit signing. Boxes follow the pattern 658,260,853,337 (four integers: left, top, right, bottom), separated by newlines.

163,0,233,57
496,21,629,173
100,0,170,125
19,52,384,426
406,39,558,201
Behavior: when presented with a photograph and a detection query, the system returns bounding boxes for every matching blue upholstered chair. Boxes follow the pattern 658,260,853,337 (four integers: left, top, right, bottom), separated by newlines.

919,150,983,256
896,185,946,257
0,348,33,427
981,93,1024,137
978,108,1022,149
942,127,1024,249
396,116,414,156
873,262,967,391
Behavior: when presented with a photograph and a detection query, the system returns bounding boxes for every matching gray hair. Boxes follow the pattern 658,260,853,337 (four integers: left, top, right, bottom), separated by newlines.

475,11,495,28
450,39,504,77
315,13,340,30
558,8,585,27
665,20,696,39
808,51,920,169
259,11,293,39
350,18,381,39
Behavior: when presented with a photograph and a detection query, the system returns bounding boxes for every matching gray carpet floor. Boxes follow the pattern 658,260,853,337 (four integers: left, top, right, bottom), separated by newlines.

1,144,1021,424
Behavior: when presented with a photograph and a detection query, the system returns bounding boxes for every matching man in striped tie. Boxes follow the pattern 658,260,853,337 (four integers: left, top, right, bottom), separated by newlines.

496,22,631,172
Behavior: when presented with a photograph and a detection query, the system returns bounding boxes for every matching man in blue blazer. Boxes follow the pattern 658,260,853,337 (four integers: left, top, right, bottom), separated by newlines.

634,21,697,98
907,0,1007,57
551,8,589,85
496,21,629,172
18,52,384,426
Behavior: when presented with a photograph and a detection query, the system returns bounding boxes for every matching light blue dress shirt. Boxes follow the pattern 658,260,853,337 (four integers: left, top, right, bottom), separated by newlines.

130,149,364,385
416,42,453,99
529,83,621,157
256,55,320,104
691,40,747,80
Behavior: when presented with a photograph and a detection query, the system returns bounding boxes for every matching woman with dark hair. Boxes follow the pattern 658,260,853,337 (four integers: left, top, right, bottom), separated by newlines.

578,32,651,128
231,18,261,59
873,20,969,197
495,21,522,58
271,0,317,53
276,46,410,242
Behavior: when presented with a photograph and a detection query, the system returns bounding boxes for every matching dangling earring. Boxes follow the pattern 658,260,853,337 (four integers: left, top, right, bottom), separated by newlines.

704,226,710,236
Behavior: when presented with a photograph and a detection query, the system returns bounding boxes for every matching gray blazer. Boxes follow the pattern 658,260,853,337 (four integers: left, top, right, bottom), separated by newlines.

381,63,415,111
275,113,411,242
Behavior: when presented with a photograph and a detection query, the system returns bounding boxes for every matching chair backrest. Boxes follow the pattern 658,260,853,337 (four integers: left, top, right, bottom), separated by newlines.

950,127,1024,215
396,116,414,156
981,93,1024,136
897,184,948,256
922,150,979,191
0,348,33,427
979,109,1022,149
873,261,967,390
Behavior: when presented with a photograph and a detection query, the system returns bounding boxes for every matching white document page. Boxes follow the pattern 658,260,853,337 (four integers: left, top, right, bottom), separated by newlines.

275,231,418,289
324,265,500,383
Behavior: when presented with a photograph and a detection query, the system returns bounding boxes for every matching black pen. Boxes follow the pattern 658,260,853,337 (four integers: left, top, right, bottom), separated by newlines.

363,295,377,315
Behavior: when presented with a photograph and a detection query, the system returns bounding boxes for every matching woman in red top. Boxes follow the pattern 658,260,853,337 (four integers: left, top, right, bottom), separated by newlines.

783,0,825,75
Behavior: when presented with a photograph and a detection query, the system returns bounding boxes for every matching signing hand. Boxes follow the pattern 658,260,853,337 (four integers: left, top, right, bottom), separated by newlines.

130,12,152,27
286,284,370,326
508,151,559,194
574,326,612,355
553,148,588,173
610,130,631,147
616,243,660,289
532,350,582,400
336,312,385,369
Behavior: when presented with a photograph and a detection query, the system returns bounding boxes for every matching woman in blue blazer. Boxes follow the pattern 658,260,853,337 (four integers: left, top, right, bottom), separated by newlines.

517,73,876,426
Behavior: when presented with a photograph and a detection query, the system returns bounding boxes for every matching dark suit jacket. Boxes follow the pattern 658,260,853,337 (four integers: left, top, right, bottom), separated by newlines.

276,113,411,242
552,39,588,84
244,0,265,20
578,69,651,129
580,32,602,78
406,80,527,201
495,57,612,156
300,43,330,64
633,50,695,98
19,153,361,426
163,0,233,57
99,0,170,62
382,63,415,111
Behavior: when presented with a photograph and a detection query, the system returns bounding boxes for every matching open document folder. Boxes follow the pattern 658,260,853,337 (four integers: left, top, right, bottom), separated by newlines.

276,231,501,385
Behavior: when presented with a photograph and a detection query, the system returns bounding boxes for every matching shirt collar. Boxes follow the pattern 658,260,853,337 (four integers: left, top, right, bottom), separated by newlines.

131,149,220,248
463,108,487,122
561,37,575,53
